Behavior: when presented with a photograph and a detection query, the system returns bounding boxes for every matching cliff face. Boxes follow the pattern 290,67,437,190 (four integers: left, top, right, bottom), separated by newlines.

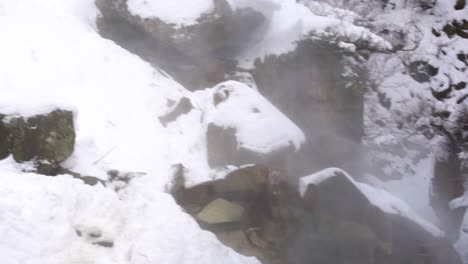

1,0,467,263
251,41,364,177
95,0,368,178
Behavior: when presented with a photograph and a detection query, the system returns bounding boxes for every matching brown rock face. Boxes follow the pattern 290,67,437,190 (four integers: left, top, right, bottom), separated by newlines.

174,166,461,264
0,110,75,172
95,0,265,90
251,40,364,178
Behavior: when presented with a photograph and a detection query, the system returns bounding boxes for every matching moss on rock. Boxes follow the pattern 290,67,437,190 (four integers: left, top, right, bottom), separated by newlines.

2,109,75,165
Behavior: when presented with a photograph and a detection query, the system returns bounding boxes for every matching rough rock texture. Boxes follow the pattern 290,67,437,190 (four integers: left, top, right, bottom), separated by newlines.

95,1,365,180
175,165,461,264
96,0,265,90
0,110,75,170
251,40,364,178
0,114,10,159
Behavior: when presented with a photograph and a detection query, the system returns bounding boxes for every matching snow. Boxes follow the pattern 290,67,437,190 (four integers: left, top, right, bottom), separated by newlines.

127,0,214,28
0,169,259,264
365,157,439,225
0,0,265,263
233,0,391,67
299,168,444,237
197,81,305,154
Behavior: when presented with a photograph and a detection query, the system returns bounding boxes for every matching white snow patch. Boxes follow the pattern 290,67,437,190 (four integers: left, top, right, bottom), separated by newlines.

0,171,259,264
0,0,261,263
365,157,439,225
127,0,214,28
198,81,305,154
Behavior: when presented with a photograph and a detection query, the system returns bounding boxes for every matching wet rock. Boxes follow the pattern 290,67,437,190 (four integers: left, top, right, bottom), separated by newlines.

0,110,75,167
196,198,245,225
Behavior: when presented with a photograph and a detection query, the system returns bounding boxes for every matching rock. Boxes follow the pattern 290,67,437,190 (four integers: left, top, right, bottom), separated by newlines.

206,82,303,170
196,198,245,225
0,114,10,159
212,165,269,194
175,165,270,210
95,0,265,89
0,110,75,166
455,0,466,10
166,163,186,194
251,39,365,178
159,97,193,126
409,60,439,83
294,168,462,264
443,20,468,39
216,230,266,261
302,169,370,223
93,241,114,248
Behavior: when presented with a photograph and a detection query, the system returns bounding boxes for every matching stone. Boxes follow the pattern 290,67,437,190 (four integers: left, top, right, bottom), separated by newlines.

295,169,462,264
251,39,365,178
212,165,269,194
302,170,370,224
408,60,438,83
159,97,193,126
0,114,10,159
96,0,265,90
0,110,75,166
196,198,245,225
206,123,294,170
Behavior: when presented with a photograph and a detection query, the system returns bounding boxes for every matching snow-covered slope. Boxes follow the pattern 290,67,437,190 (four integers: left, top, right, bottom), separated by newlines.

0,0,295,263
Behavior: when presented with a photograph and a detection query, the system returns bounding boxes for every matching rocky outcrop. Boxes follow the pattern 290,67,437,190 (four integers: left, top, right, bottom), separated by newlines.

174,165,461,264
251,40,365,178
204,81,304,170
0,110,75,173
96,0,265,90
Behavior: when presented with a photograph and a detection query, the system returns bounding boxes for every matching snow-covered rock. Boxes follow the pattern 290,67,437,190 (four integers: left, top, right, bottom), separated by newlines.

0,0,266,263
300,167,444,237
298,167,462,264
210,81,305,152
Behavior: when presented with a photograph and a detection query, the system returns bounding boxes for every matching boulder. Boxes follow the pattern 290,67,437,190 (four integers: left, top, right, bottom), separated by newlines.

251,40,365,178
95,0,265,89
196,198,245,225
301,169,370,223
293,168,462,264
175,164,270,209
0,110,75,168
205,81,304,170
